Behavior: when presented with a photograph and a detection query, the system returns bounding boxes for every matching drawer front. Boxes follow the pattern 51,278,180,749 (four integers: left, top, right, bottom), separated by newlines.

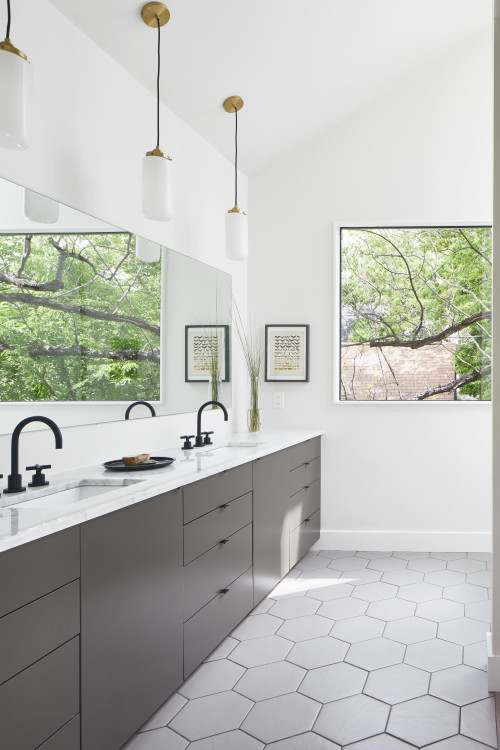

288,437,321,471
184,492,252,565
0,636,79,750
289,464,305,497
288,479,321,533
0,527,79,618
0,579,80,686
38,715,80,750
183,463,253,524
289,509,321,568
184,523,252,621
304,456,321,486
184,567,253,677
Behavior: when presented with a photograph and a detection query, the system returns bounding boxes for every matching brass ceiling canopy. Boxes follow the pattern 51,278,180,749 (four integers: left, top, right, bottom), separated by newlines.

0,38,27,60
141,2,170,28
223,96,244,113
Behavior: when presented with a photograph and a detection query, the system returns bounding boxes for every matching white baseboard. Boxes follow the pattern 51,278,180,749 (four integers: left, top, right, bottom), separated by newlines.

486,633,500,691
311,530,492,553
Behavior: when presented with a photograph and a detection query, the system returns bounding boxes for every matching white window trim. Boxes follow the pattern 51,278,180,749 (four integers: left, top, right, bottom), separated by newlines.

332,221,492,405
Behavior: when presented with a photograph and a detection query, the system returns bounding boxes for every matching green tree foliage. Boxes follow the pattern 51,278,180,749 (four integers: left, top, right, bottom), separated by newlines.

341,227,491,400
0,233,161,402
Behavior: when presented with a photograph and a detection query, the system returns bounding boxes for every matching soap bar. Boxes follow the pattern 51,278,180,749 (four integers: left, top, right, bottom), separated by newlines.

122,453,150,466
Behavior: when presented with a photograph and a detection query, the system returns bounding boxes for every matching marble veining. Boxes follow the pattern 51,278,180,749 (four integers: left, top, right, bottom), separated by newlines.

0,430,323,553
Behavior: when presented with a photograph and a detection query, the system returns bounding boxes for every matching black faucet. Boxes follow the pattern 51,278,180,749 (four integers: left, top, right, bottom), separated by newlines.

4,416,63,494
125,400,156,420
195,401,228,447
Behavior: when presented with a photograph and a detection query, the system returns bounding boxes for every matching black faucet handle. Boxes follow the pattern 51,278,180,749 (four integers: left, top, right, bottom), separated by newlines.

181,435,195,450
26,464,51,488
202,431,214,445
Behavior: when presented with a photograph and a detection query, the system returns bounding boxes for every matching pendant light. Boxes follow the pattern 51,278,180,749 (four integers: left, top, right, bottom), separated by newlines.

223,96,247,261
24,188,59,224
0,0,31,149
141,2,172,222
136,235,161,262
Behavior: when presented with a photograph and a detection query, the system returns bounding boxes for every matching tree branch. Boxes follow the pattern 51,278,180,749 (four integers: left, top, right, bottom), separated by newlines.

369,310,491,349
0,341,159,363
411,365,491,401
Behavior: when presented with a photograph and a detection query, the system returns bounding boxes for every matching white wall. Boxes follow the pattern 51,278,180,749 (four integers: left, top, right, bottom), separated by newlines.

0,0,247,472
249,32,493,551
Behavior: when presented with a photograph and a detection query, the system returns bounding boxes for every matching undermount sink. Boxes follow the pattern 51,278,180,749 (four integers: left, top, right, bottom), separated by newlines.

200,441,265,453
6,478,143,510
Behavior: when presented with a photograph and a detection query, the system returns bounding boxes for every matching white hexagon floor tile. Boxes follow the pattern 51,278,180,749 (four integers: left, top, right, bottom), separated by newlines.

355,551,394,559
424,736,493,750
306,582,355,602
266,733,340,749
461,697,498,748
425,569,467,587
463,641,488,671
415,598,464,622
328,556,369,572
384,616,437,644
387,695,460,747
345,637,405,671
367,557,408,572
381,569,424,586
188,730,264,749
366,598,416,621
438,617,489,646
169,691,253,742
363,662,429,704
429,664,490,706
233,660,306,702
240,692,320,744
139,693,187,732
298,662,367,703
407,558,446,573
294,556,331,571
318,549,356,559
465,599,491,624
344,735,419,750
297,568,341,582
447,559,486,574
340,569,383,585
231,613,284,640
331,615,384,643
124,726,189,749
467,571,492,588
398,582,443,603
277,614,333,642
286,636,349,669
178,660,245,699
352,582,398,602
314,694,389,746
443,584,489,604
229,635,293,668
467,552,492,562
404,638,463,672
317,596,368,621
269,596,320,620
205,637,239,662
392,551,430,560
430,552,467,561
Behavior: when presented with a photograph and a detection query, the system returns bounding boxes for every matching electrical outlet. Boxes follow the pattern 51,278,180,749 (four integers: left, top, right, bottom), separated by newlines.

273,391,285,409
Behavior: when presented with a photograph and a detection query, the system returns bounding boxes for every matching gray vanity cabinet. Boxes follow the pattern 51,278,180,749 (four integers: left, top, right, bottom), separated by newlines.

252,448,292,605
80,489,183,750
289,437,321,567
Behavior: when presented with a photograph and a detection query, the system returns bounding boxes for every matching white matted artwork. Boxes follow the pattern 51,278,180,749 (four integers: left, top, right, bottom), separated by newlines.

185,325,230,382
265,324,309,382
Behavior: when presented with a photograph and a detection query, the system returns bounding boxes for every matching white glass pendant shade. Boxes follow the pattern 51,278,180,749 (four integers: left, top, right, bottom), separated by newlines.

225,209,248,260
0,45,30,150
142,151,172,221
24,188,59,223
136,235,161,262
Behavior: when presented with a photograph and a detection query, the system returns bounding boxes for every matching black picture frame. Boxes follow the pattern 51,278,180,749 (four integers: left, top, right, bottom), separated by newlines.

185,325,230,382
265,324,310,382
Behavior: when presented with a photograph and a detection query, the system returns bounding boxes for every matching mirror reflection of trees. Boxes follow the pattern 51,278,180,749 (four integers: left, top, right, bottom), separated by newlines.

341,227,491,401
0,233,161,402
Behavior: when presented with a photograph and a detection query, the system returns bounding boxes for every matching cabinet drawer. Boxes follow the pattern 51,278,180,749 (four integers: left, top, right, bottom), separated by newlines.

0,527,79,618
184,567,253,677
289,508,321,568
184,523,252,621
0,636,79,750
38,715,80,750
0,579,80,686
288,437,321,471
183,463,252,524
288,479,321,533
184,492,252,565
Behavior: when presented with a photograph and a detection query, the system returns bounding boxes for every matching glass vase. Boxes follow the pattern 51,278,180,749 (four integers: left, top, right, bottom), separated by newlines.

248,375,261,432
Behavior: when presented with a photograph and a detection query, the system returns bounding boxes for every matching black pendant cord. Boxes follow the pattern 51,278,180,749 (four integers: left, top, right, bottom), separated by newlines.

156,18,160,150
234,107,238,207
6,0,11,38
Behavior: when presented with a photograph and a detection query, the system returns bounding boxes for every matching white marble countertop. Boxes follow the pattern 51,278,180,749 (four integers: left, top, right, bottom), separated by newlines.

0,430,323,553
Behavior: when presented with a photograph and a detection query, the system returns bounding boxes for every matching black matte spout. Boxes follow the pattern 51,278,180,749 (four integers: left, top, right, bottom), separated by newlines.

4,416,63,494
125,401,156,420
195,401,228,447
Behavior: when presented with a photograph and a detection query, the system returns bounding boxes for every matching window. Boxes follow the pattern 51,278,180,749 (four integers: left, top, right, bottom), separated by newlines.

0,232,161,402
339,226,491,401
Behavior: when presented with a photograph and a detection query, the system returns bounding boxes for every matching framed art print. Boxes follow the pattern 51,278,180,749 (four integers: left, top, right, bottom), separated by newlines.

185,325,230,382
265,324,310,382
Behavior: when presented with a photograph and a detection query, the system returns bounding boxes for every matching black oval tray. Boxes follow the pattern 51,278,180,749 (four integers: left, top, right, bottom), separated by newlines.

103,456,175,472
